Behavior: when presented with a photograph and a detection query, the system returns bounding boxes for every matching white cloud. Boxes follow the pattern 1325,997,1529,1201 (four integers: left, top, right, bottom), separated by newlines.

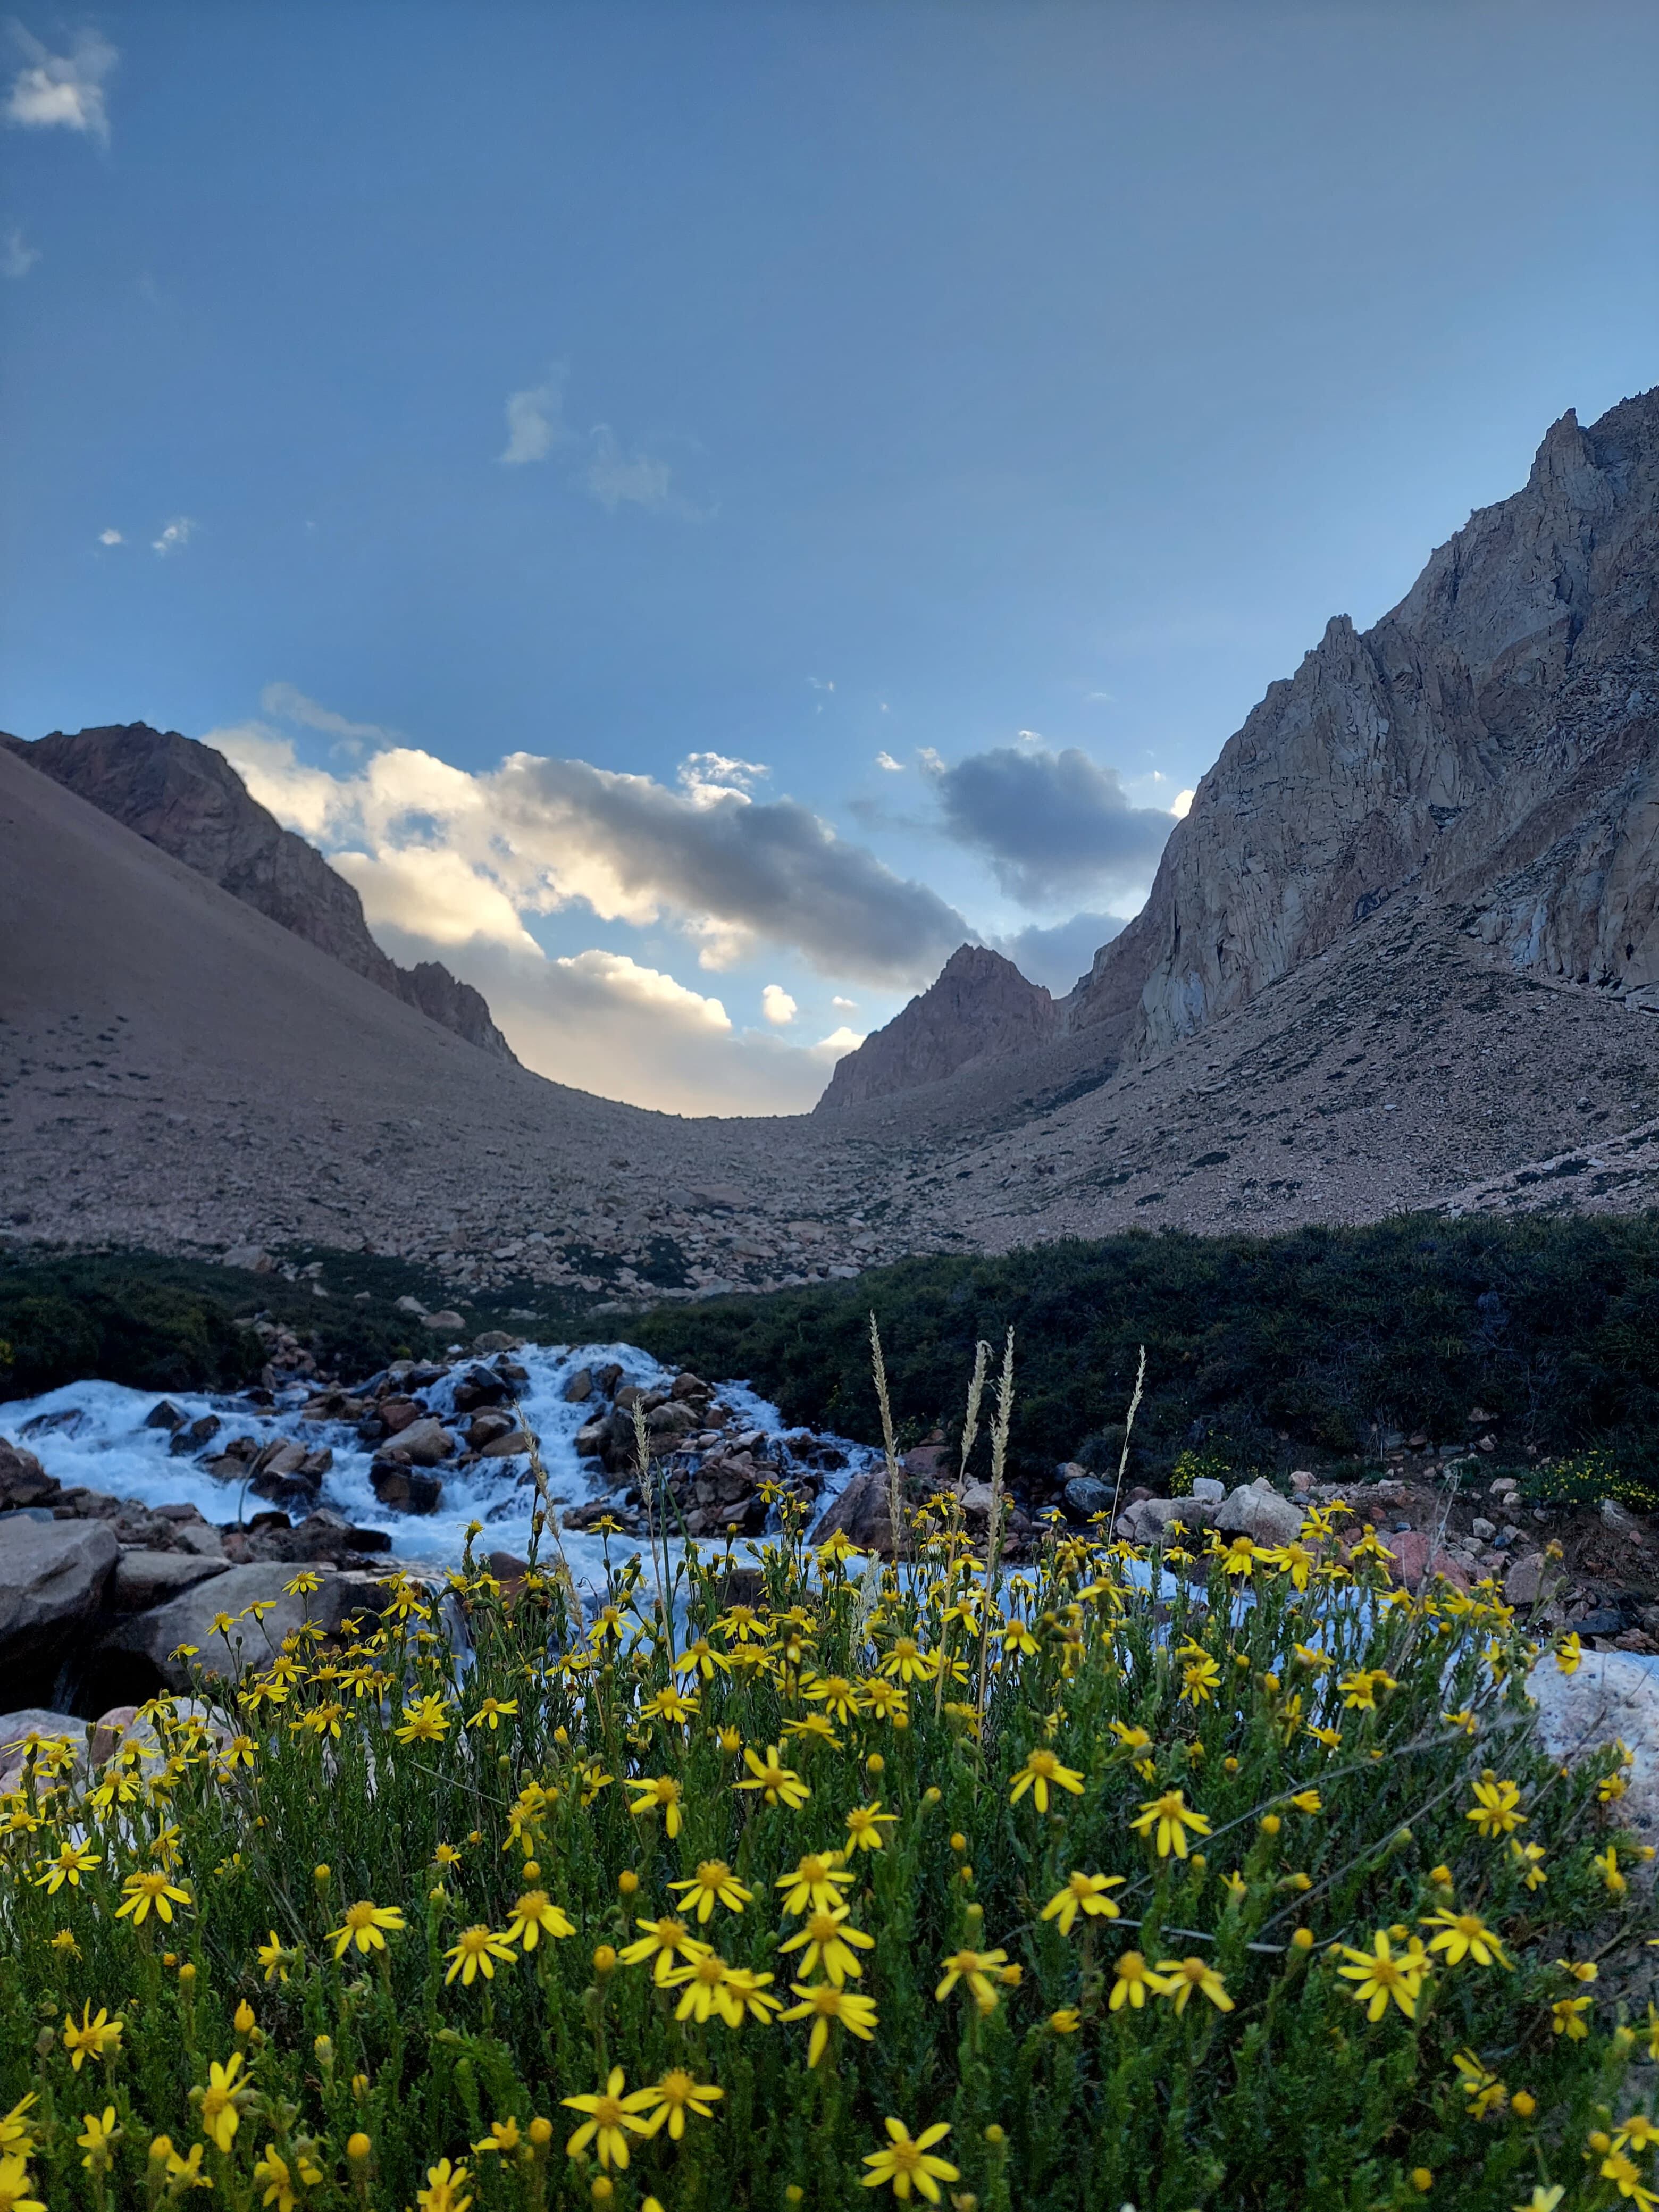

499,367,571,466
97,527,122,546
1017,728,1043,743
917,747,945,773
832,995,857,1012
585,422,672,512
151,516,195,556
875,751,903,773
259,681,393,747
205,718,969,987
1172,787,1195,818
811,1026,865,1059
760,984,797,1026
678,751,769,802
332,845,541,953
1,219,38,275
6,26,115,140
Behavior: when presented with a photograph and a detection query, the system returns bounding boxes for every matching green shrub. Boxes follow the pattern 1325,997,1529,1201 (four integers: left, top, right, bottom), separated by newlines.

1518,1448,1659,1512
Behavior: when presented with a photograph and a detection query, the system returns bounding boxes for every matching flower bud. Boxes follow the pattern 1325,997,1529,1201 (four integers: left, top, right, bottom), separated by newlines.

1511,2091,1536,2118
592,1944,617,1976
619,1870,639,1895
346,2132,371,2164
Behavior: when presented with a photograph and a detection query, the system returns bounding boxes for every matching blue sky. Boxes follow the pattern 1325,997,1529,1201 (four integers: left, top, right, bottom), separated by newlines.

3,1,1655,1111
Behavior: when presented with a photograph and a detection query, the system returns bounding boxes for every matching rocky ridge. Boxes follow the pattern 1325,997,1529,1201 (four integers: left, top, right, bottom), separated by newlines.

2,724,517,1061
816,945,1058,1111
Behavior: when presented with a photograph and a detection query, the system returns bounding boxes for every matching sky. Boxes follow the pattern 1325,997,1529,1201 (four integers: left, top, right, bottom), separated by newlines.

2,1,1655,1115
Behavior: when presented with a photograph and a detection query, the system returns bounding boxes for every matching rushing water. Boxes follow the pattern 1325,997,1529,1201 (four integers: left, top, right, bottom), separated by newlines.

2,1342,873,1600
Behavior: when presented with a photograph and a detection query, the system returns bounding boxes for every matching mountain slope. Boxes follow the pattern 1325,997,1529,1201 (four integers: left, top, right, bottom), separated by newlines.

1069,390,1659,1058
2,724,519,1062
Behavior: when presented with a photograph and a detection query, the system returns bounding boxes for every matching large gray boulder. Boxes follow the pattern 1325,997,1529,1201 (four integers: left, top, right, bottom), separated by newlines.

111,1549,233,1612
1529,1650,1658,1862
812,1470,897,1556
0,1519,119,1663
1216,1478,1305,1546
103,1564,384,1688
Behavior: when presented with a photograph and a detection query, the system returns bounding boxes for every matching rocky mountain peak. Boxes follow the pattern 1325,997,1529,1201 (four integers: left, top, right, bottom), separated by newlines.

1066,384,1659,1058
4,722,519,1062
816,943,1057,1111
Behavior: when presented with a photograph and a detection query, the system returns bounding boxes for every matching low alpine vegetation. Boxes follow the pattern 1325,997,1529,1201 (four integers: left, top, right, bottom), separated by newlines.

0,1343,1654,2210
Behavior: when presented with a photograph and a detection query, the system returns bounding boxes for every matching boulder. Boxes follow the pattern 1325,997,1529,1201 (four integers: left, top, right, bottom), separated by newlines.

1529,1649,1659,1857
471,1330,520,1354
1120,1494,1217,1544
0,1439,60,1510
812,1470,897,1556
173,1523,228,1560
1503,1552,1553,1607
111,1550,232,1612
1216,1479,1305,1546
574,1418,608,1457
424,1309,465,1335
382,1418,454,1466
102,1564,381,1688
564,1367,594,1404
1062,1474,1115,1520
1600,1498,1653,1548
1188,1476,1227,1504
1383,1530,1471,1595
0,1519,119,1664
144,1399,187,1432
370,1461,443,1513
479,1429,534,1459
0,1708,90,1792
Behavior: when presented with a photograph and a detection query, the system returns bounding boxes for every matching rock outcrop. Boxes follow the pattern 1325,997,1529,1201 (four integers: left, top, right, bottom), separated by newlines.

1068,391,1659,1057
2,723,518,1061
816,945,1058,1111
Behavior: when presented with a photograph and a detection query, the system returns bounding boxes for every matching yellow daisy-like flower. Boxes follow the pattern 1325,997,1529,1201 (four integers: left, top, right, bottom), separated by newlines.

77,2106,120,2172
1551,1995,1593,2040
632,2068,724,2140
1467,1775,1527,1839
198,2053,248,2151
619,1914,706,1982
62,2004,123,2071
1420,1907,1511,1970
779,1905,875,1986
802,1673,866,1723
443,1924,517,1986
1337,1931,1427,2021
879,1638,937,1685
1108,1951,1168,2011
560,2067,655,2171
627,1775,684,1836
669,1859,752,1922
1338,1669,1397,1711
326,1899,406,1959
505,1889,574,1950
776,1851,853,1915
115,1869,192,1926
845,1800,899,1853
935,1948,1007,2011
393,1695,451,1744
735,1744,810,1808
860,2118,959,2203
472,2118,521,2156
414,2156,473,2212
1040,1870,1126,1934
32,1840,99,1893
467,1696,518,1731
0,2150,44,2212
1156,1955,1234,2015
1129,1788,1211,1859
778,1979,880,2066
1009,1747,1086,1813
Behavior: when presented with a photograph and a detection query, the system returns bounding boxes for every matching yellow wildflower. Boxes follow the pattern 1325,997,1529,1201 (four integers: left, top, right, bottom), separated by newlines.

443,1925,517,1985
1129,1788,1211,1859
778,1982,879,2067
1467,1775,1527,1839
115,1868,192,1925
779,1905,875,1985
626,1775,684,1835
561,2067,655,2171
198,2053,248,2151
669,1860,752,1921
1040,1870,1126,1934
326,1900,406,1959
62,2004,122,2071
1337,1932,1427,2021
77,2106,120,2172
1009,1747,1086,1812
1421,1907,1511,1969
1157,1956,1234,2014
1109,1951,1168,2010
619,1915,705,1982
860,2118,959,2204
505,1889,574,1949
845,1800,898,1853
735,1744,810,1808
32,1840,99,1893
935,1947,1007,2010
776,1851,853,1915
633,2069,723,2140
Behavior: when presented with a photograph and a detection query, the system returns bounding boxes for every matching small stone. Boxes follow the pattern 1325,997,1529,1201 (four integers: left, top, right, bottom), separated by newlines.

1471,1515,1496,1540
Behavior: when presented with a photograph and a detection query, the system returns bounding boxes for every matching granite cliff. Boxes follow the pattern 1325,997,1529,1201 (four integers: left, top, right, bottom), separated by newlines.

1070,390,1658,1057
2,724,518,1062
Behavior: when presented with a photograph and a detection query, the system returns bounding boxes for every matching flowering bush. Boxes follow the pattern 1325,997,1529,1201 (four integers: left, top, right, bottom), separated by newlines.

1,1361,1655,2211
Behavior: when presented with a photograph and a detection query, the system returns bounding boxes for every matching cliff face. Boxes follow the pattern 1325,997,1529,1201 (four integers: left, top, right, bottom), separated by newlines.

1069,390,1659,1053
7,724,520,1062
815,944,1057,1111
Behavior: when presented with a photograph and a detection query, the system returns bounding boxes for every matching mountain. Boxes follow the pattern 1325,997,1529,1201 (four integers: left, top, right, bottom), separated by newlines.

1,724,519,1063
816,945,1058,1110
819,391,1658,1115
1072,390,1658,1057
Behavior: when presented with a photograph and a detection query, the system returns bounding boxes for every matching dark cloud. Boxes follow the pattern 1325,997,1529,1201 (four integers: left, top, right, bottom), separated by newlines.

998,911,1121,996
929,744,1174,907
497,755,971,986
